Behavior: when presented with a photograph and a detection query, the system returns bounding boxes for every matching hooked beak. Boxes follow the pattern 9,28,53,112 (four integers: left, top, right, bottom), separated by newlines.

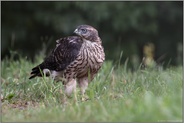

74,29,80,36
74,29,78,33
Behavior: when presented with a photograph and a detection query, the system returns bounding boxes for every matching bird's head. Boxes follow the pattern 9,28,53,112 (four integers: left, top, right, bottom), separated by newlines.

74,25,101,43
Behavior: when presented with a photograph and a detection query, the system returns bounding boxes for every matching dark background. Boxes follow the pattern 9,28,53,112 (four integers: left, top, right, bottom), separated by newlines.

1,1,183,68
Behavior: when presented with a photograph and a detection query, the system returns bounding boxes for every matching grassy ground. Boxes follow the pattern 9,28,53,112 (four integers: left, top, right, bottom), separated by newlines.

1,54,183,122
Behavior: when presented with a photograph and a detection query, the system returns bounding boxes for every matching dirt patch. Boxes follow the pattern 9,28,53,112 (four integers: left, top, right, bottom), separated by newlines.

1,100,40,114
9,100,39,109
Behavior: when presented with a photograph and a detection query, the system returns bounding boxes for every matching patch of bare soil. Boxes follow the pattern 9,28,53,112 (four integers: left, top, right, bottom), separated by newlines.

1,100,39,114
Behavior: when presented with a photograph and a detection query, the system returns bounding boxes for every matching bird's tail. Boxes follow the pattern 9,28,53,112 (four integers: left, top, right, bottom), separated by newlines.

29,64,44,79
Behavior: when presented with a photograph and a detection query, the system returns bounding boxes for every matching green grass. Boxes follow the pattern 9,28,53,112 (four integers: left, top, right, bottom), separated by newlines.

1,54,183,122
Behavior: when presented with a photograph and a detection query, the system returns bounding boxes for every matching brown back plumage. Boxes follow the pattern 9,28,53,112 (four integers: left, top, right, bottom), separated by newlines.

29,36,83,79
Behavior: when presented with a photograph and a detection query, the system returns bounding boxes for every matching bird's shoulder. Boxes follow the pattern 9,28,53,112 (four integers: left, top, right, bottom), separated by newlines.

43,36,83,71
56,36,83,46
53,36,83,56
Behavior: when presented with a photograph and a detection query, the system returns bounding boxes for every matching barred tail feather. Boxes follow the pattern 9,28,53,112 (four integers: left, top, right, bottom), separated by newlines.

29,65,44,79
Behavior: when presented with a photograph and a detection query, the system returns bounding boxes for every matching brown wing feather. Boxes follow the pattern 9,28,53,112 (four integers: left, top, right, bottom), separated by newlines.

29,36,83,79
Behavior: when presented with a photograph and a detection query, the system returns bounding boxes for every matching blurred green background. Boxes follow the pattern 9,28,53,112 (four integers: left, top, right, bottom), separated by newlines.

1,1,183,68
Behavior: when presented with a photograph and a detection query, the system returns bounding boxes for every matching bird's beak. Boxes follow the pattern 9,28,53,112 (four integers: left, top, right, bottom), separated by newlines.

74,29,82,36
74,29,79,34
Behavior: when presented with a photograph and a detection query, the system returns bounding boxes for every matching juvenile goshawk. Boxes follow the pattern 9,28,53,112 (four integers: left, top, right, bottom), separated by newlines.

29,25,105,96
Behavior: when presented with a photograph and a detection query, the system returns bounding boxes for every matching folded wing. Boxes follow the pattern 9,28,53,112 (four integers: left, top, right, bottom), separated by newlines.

29,36,83,79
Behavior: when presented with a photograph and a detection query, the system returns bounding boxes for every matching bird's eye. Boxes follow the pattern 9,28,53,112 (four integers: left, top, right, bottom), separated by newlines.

81,29,87,33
